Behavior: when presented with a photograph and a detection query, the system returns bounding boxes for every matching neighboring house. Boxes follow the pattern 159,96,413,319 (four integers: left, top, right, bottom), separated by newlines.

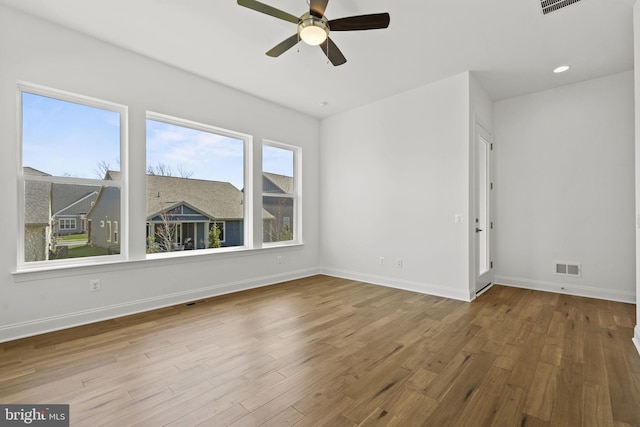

87,171,274,251
23,168,100,260
52,183,100,236
145,172,246,250
23,167,51,262
262,172,294,242
85,184,120,252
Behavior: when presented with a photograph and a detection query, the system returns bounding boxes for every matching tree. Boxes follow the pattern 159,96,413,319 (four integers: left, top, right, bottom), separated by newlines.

265,198,293,242
146,235,158,254
279,224,293,241
177,164,194,178
94,160,111,179
146,163,194,178
208,223,221,248
147,162,172,176
153,208,180,251
94,158,120,179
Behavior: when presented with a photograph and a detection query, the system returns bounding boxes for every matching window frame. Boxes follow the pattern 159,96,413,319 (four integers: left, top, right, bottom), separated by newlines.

58,218,77,231
106,221,112,243
145,111,253,257
17,82,128,271
262,140,302,246
14,83,306,273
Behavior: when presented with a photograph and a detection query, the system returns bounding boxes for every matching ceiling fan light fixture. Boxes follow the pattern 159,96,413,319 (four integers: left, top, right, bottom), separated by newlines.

237,0,390,66
299,13,329,45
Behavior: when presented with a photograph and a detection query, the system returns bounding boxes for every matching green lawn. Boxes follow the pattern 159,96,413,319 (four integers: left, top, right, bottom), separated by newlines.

57,233,88,242
67,245,110,258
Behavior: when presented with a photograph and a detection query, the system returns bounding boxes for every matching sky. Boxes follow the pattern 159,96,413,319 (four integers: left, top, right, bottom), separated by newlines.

22,92,294,190
22,92,121,179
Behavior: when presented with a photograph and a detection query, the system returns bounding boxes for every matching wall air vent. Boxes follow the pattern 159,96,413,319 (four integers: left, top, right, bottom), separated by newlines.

540,0,582,15
554,262,581,277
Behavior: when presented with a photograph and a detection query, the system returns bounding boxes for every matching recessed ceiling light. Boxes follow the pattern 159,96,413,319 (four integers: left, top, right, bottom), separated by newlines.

553,65,570,73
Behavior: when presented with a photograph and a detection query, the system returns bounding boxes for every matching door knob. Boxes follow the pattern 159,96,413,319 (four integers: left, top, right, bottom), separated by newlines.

475,228,483,233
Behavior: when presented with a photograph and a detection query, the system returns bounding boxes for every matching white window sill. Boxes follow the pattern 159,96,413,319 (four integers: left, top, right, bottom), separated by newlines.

12,242,304,282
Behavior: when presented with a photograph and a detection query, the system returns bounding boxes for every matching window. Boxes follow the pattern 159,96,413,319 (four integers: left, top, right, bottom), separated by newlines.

58,218,76,230
262,142,299,243
17,84,300,269
19,84,125,266
145,113,248,254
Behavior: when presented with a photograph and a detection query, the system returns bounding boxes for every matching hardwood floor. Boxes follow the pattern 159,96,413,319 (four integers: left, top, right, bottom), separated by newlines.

1,275,639,426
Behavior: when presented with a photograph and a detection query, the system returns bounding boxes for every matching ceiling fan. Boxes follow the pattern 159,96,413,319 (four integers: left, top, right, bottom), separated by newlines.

237,0,390,66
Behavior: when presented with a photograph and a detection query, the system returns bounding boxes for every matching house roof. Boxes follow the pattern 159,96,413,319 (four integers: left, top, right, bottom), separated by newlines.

107,171,273,220
23,166,50,177
147,175,244,220
23,168,100,219
52,184,100,216
23,167,50,225
263,172,294,195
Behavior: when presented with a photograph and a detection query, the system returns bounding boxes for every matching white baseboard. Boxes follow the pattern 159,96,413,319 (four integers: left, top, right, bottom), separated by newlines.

634,326,640,357
0,268,320,343
475,282,494,297
321,267,473,302
495,275,636,304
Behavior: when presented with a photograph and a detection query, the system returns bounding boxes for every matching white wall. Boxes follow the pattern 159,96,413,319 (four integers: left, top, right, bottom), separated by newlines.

2,5,636,346
633,1,640,355
320,72,489,301
469,73,494,141
0,7,321,342
493,71,636,303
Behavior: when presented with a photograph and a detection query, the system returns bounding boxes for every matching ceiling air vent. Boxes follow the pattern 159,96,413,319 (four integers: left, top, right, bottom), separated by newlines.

540,0,582,15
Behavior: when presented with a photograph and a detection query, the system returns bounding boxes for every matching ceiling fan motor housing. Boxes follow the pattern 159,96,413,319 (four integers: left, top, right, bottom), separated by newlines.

298,12,329,45
237,0,390,66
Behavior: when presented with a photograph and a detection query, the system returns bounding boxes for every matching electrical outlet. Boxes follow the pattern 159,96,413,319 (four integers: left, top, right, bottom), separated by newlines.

89,279,101,292
276,256,283,264
396,259,403,268
379,257,384,265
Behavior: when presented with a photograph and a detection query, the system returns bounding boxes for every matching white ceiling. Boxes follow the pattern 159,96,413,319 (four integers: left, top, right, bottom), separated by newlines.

0,0,635,118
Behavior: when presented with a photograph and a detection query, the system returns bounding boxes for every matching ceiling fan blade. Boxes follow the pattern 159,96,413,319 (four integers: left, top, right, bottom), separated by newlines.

319,37,346,66
310,0,329,18
328,13,390,31
266,34,300,57
237,0,300,24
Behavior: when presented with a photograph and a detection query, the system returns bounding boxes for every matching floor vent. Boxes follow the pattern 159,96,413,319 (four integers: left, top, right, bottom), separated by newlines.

555,262,581,277
184,300,206,307
540,0,582,15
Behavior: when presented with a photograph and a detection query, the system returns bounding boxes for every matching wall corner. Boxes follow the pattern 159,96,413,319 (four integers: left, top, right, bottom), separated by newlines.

633,0,640,357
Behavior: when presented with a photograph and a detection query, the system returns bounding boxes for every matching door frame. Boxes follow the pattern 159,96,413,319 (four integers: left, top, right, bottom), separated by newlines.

473,118,494,297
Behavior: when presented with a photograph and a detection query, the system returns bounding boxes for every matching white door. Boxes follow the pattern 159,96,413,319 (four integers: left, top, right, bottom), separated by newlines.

475,123,493,295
